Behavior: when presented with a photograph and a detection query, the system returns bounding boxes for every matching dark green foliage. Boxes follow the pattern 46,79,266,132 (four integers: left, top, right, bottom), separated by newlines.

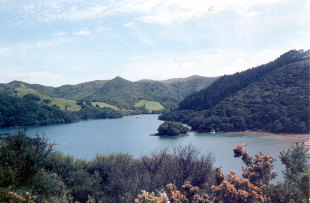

23,94,40,101
0,130,53,186
179,50,310,111
157,121,190,136
268,143,310,202
0,130,68,202
0,92,75,127
43,99,51,104
161,50,310,134
279,143,309,201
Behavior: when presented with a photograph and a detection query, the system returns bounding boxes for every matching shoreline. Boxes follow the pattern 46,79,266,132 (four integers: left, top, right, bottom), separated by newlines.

150,130,309,147
149,131,199,137
224,130,310,147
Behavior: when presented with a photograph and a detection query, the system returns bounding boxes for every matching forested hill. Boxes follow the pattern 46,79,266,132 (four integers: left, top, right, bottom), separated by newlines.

86,76,217,109
179,50,310,111
2,75,217,110
0,75,217,127
160,50,310,134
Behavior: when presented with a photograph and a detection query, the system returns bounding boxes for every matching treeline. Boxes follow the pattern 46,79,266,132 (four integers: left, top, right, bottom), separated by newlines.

0,131,213,202
161,50,310,134
0,93,123,128
0,131,309,202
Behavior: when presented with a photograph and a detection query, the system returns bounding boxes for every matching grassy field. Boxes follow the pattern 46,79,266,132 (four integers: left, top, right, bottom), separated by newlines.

91,102,119,110
134,100,164,112
15,86,81,111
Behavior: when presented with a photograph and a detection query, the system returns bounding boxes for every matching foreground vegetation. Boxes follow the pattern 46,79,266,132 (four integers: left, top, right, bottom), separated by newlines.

0,131,308,202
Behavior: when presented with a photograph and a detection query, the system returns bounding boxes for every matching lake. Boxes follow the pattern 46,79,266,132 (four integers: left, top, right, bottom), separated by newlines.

0,114,295,181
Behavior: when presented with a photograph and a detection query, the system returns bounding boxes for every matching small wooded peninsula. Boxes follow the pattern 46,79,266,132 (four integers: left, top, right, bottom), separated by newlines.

156,121,190,136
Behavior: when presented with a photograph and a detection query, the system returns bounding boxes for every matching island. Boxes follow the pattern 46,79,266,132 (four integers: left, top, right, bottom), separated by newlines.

156,121,190,136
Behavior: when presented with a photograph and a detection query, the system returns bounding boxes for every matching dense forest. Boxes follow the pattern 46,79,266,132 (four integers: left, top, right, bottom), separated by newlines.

179,50,310,111
0,131,308,202
160,50,310,134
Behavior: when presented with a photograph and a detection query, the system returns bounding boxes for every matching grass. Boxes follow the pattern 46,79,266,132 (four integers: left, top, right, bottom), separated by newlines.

134,100,164,112
15,86,81,111
91,102,119,110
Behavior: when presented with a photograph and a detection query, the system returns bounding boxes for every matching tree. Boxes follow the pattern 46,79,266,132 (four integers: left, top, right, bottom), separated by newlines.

272,143,310,202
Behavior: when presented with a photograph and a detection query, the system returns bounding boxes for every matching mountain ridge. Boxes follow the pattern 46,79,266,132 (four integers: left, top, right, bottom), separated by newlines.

1,75,218,110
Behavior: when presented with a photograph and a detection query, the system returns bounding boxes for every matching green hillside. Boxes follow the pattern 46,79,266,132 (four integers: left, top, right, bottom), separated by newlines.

179,50,310,111
91,101,119,110
55,80,108,100
15,86,81,111
4,75,217,111
160,50,310,134
87,76,217,109
134,100,164,112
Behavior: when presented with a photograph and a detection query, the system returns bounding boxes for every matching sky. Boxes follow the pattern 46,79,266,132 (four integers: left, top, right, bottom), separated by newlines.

0,0,309,86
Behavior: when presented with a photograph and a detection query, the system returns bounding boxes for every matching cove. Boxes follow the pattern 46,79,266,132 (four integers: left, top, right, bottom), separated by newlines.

0,114,294,181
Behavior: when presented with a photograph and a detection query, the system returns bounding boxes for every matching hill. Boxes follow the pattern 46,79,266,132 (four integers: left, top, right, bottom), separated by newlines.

160,50,310,134
0,75,217,127
86,76,217,109
179,50,310,111
2,75,217,111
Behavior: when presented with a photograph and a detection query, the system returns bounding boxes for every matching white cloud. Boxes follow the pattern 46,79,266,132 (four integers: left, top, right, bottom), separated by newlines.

118,0,283,24
122,37,310,81
12,0,284,23
124,22,137,28
73,29,91,36
53,31,67,36
49,5,108,21
0,34,72,56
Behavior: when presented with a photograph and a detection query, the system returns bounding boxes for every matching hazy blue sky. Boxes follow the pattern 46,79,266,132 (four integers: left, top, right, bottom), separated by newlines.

0,0,309,86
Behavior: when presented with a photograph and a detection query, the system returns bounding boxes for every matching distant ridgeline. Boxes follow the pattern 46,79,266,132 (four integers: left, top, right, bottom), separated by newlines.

160,50,310,134
0,75,217,127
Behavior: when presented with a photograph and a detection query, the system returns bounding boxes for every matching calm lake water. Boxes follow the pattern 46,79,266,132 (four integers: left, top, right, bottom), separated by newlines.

0,114,295,181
